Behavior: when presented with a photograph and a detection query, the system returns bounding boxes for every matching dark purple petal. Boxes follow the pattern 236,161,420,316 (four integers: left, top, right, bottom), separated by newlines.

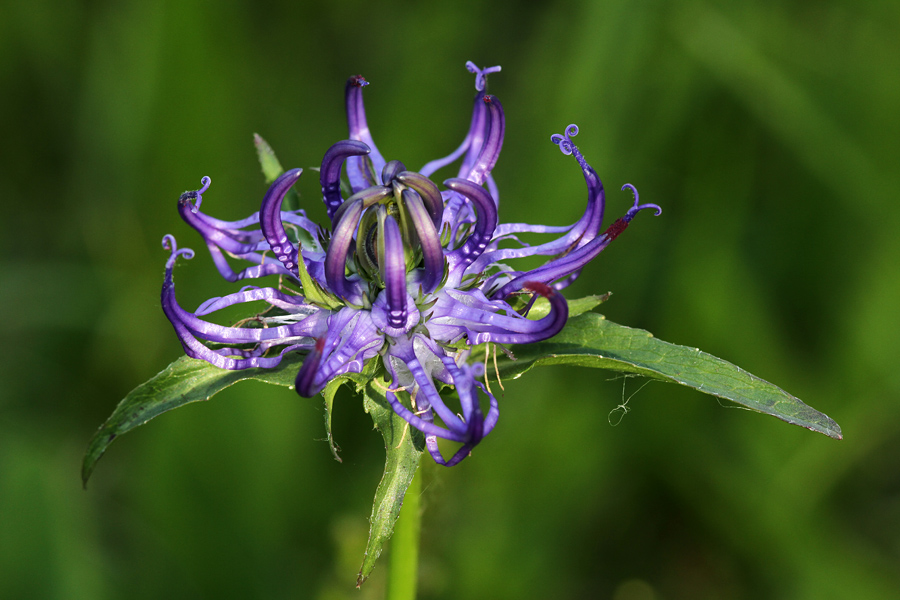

259,168,304,275
400,188,444,293
295,336,325,396
320,140,370,221
381,159,405,184
324,198,364,301
443,178,498,272
345,75,386,191
378,211,409,331
397,171,443,227
350,184,394,210
465,95,505,185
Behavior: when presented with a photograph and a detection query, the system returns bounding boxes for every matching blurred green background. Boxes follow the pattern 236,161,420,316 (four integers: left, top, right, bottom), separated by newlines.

2,0,898,598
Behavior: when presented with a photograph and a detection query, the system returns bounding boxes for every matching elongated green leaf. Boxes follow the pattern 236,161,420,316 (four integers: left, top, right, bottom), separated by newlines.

81,353,305,486
494,312,842,439
357,382,424,587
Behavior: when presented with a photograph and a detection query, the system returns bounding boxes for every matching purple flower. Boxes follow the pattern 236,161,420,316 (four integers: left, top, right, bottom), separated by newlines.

161,62,660,466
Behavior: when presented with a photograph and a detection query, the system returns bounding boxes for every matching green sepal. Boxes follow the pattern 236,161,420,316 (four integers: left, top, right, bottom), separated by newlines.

296,248,344,310
494,310,842,440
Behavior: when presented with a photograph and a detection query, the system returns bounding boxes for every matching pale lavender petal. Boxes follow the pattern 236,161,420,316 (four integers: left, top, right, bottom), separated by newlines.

490,188,661,300
160,236,318,370
429,283,568,345
202,244,294,283
295,308,384,397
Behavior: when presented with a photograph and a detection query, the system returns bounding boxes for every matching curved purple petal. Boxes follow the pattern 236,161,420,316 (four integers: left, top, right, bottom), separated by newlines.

179,197,268,256
259,168,303,276
401,188,444,293
345,75,386,192
378,211,410,331
384,337,467,439
443,177,498,273
397,171,443,227
425,355,499,467
465,95,505,186
321,140,370,221
324,198,364,301
381,159,405,184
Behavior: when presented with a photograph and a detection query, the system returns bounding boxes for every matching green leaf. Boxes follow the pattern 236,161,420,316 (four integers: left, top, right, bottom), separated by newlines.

81,353,306,487
494,312,842,440
529,292,610,319
85,352,423,584
357,381,424,587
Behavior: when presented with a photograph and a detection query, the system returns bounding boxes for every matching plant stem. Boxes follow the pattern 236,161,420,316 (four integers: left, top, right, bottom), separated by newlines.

386,467,421,600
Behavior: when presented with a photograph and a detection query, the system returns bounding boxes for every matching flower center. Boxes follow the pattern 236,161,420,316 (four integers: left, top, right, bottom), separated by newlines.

337,159,446,298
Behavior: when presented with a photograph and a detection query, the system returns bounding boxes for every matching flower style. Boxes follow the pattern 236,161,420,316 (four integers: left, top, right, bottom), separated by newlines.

161,62,661,466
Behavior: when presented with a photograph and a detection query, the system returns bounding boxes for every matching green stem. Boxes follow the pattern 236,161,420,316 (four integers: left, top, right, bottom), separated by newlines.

386,467,421,600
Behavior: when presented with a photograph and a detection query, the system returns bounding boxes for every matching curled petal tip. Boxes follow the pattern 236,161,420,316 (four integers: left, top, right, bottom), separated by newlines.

622,184,662,216
161,234,176,251
466,61,502,91
178,176,212,213
551,124,579,156
161,234,194,262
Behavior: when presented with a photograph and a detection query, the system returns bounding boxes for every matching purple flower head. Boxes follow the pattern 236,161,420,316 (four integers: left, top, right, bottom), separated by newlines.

161,62,660,466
